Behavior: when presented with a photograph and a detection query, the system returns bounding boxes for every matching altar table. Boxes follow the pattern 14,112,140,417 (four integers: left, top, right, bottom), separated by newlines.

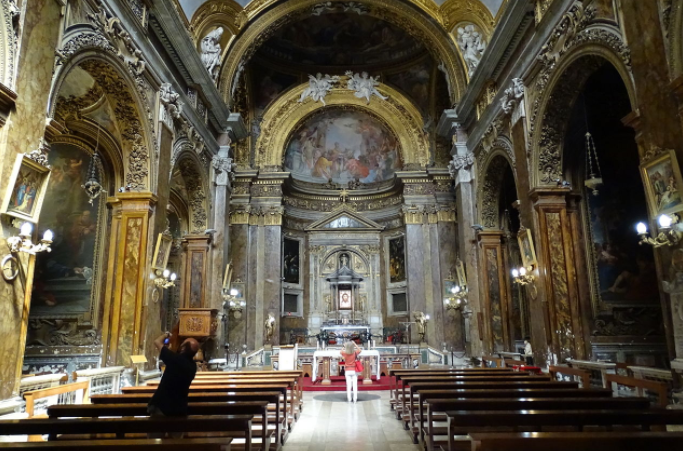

311,350,381,385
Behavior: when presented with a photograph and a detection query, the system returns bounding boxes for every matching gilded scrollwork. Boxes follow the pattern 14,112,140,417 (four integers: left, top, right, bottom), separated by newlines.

528,1,631,188
478,155,509,229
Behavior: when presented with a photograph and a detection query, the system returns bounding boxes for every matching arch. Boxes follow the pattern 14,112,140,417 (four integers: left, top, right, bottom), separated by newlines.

255,79,430,169
0,0,16,87
217,0,467,106
190,0,241,70
441,0,494,35
171,143,209,234
478,150,517,230
529,25,636,188
48,26,156,191
320,247,371,275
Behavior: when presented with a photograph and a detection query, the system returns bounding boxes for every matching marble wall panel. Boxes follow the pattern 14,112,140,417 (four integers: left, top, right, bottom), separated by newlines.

437,221,464,350
117,217,143,366
485,248,505,351
227,224,248,349
406,223,426,343
0,0,61,398
263,225,282,344
246,224,258,350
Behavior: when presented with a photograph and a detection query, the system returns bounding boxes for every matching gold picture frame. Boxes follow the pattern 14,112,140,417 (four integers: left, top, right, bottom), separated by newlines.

640,149,683,219
223,262,233,291
518,227,538,268
1,153,52,223
456,260,467,287
151,233,172,271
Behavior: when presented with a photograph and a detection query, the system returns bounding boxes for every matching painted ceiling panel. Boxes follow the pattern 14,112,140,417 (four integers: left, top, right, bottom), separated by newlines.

178,0,503,22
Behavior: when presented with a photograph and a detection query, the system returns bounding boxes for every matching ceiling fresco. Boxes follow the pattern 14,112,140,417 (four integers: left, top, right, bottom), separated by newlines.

284,107,401,184
259,14,424,67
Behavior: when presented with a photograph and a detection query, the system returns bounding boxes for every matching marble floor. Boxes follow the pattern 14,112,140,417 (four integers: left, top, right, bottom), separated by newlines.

284,391,421,451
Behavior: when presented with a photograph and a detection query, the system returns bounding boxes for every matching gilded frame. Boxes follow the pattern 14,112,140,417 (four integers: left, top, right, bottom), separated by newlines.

640,149,683,219
151,233,173,271
222,262,233,291
1,153,51,224
517,227,538,268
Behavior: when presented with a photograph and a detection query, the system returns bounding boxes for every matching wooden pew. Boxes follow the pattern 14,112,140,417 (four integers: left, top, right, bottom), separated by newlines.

390,370,517,411
469,431,683,451
47,402,271,451
193,372,303,409
145,378,299,423
604,374,669,407
0,438,233,450
549,365,591,388
101,391,286,445
399,375,551,424
444,409,683,451
389,368,515,404
0,416,252,450
416,388,612,445
422,397,650,449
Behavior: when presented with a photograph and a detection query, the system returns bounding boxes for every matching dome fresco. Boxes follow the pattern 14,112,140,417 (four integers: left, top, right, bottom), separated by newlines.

284,108,401,184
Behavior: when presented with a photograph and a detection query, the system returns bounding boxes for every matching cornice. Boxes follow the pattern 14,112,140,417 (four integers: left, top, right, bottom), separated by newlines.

454,0,535,130
0,82,17,126
147,0,233,134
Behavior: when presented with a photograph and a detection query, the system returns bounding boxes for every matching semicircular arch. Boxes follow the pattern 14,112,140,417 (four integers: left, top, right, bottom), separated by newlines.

218,0,467,106
529,26,636,188
256,80,429,169
478,150,516,230
171,144,210,234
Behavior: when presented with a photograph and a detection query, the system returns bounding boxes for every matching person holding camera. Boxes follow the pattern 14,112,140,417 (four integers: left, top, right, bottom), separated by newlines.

147,331,200,418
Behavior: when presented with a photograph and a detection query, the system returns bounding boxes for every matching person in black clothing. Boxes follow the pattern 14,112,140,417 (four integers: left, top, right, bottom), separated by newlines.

148,331,200,419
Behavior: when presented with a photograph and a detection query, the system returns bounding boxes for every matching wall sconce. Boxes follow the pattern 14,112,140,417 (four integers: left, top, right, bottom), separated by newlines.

637,214,680,248
444,285,468,311
153,269,176,289
511,266,536,285
7,222,53,255
222,288,245,313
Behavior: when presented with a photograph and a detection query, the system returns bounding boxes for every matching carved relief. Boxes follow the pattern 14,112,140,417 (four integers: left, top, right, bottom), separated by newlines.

455,22,487,77
528,3,632,186
298,73,340,105
86,5,146,75
178,158,208,233
159,82,183,130
200,27,224,81
27,320,99,347
345,71,388,103
479,156,509,229
0,0,18,87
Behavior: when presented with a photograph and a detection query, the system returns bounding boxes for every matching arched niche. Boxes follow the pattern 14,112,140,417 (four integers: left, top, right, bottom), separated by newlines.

170,148,209,235
529,31,637,188
217,0,468,106
478,149,517,230
48,27,156,191
255,80,429,170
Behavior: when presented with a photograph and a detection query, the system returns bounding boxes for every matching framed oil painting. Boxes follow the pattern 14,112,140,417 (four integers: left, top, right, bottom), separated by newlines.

389,235,406,284
338,289,353,310
283,238,300,284
1,153,51,223
517,227,537,268
640,149,683,219
222,262,233,291
152,233,172,271
456,260,467,287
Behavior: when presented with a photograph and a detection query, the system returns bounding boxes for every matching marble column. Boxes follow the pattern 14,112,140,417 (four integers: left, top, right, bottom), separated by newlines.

101,193,157,367
477,231,511,353
210,134,233,356
450,125,484,357
530,188,588,364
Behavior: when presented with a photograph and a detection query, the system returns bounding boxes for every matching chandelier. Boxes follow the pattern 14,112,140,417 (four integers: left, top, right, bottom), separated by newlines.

82,125,104,205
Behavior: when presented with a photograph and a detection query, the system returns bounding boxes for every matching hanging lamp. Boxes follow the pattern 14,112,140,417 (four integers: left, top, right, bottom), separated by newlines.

82,124,104,205
582,96,603,196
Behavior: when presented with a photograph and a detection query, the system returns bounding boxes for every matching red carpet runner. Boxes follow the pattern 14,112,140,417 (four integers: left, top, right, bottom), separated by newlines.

301,376,394,392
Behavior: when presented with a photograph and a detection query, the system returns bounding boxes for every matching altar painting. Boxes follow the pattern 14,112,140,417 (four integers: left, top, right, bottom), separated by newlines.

31,143,103,316
339,289,353,310
283,238,300,284
284,108,401,183
389,236,406,283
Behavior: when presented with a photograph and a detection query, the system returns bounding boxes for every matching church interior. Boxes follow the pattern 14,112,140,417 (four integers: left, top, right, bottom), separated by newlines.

2,0,683,448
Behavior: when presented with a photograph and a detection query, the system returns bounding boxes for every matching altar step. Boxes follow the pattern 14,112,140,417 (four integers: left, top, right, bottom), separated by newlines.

301,376,394,392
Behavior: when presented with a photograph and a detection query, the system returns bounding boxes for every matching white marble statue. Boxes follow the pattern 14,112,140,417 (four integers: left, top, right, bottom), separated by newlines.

456,24,487,76
413,311,427,339
201,27,224,80
345,71,388,104
298,73,340,105
265,313,276,342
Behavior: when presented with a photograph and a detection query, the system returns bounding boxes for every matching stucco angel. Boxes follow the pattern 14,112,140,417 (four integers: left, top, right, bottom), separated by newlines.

201,27,224,80
298,73,340,105
456,24,487,76
346,71,388,104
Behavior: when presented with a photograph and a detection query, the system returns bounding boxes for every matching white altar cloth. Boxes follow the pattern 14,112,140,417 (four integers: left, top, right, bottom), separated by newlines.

311,350,380,382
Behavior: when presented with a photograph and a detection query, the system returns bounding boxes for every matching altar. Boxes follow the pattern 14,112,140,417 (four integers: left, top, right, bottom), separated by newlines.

311,349,380,385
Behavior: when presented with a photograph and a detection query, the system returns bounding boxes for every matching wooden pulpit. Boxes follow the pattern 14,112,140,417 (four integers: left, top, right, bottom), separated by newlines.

178,308,218,338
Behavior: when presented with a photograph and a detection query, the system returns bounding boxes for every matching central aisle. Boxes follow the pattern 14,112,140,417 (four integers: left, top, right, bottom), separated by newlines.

284,391,421,451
